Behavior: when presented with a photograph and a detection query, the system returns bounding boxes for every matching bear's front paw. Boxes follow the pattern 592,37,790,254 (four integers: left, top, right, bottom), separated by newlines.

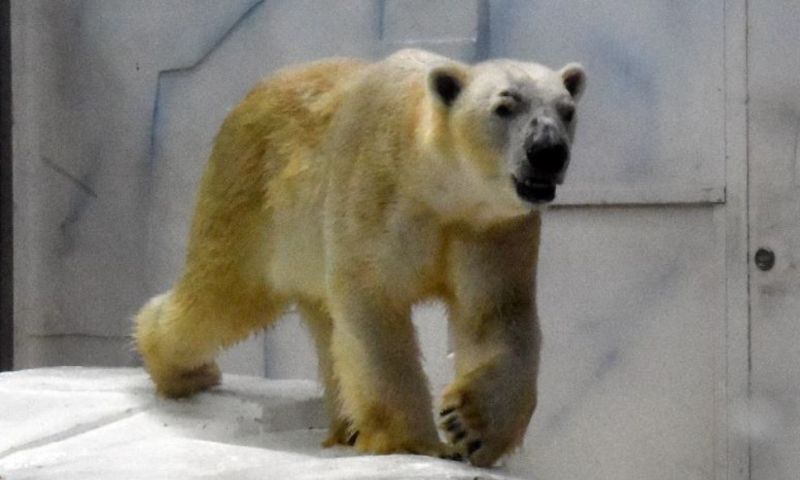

439,380,532,467
439,389,493,466
440,407,485,456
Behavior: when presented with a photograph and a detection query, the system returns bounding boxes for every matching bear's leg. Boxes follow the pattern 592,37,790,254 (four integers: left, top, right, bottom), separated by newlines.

135,279,285,399
440,219,541,467
439,318,540,467
298,301,354,448
328,291,455,458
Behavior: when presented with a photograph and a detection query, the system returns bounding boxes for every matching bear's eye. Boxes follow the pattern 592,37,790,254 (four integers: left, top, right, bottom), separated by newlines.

559,104,576,123
494,90,521,119
494,104,515,118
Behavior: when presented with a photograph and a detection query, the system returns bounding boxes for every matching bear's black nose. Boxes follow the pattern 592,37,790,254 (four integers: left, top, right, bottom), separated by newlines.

526,142,569,177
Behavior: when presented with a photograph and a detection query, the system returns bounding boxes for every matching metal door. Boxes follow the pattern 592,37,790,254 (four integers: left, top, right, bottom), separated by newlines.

748,2,800,478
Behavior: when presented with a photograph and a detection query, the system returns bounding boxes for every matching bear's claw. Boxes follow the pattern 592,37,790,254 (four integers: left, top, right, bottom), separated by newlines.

347,430,360,446
439,406,456,416
439,451,464,462
438,407,485,463
467,439,483,455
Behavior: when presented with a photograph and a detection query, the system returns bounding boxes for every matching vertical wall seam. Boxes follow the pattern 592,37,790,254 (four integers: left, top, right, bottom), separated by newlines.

744,0,752,478
0,0,13,371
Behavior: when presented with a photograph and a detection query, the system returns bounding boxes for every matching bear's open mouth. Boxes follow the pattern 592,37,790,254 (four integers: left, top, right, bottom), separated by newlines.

512,176,556,204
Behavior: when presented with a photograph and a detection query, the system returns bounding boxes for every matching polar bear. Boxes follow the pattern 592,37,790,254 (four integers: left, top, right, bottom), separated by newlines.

134,49,585,467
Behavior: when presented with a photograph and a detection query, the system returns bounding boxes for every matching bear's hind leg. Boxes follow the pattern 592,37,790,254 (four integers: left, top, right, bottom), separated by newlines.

135,280,285,398
134,292,221,398
298,301,355,448
327,289,457,459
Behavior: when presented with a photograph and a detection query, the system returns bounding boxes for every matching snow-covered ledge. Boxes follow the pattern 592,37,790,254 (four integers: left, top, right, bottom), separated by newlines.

0,368,523,479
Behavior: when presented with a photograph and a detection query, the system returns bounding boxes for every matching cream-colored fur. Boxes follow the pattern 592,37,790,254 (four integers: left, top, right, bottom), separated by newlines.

134,49,585,466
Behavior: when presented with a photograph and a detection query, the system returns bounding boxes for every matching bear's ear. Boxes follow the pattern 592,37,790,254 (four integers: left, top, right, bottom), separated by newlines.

428,64,467,107
560,63,586,101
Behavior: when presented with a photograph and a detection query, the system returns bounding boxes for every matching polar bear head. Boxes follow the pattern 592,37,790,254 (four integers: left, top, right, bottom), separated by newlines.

426,58,586,218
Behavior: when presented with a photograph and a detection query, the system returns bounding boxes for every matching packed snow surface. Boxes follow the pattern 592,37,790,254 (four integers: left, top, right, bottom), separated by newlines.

0,368,523,479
